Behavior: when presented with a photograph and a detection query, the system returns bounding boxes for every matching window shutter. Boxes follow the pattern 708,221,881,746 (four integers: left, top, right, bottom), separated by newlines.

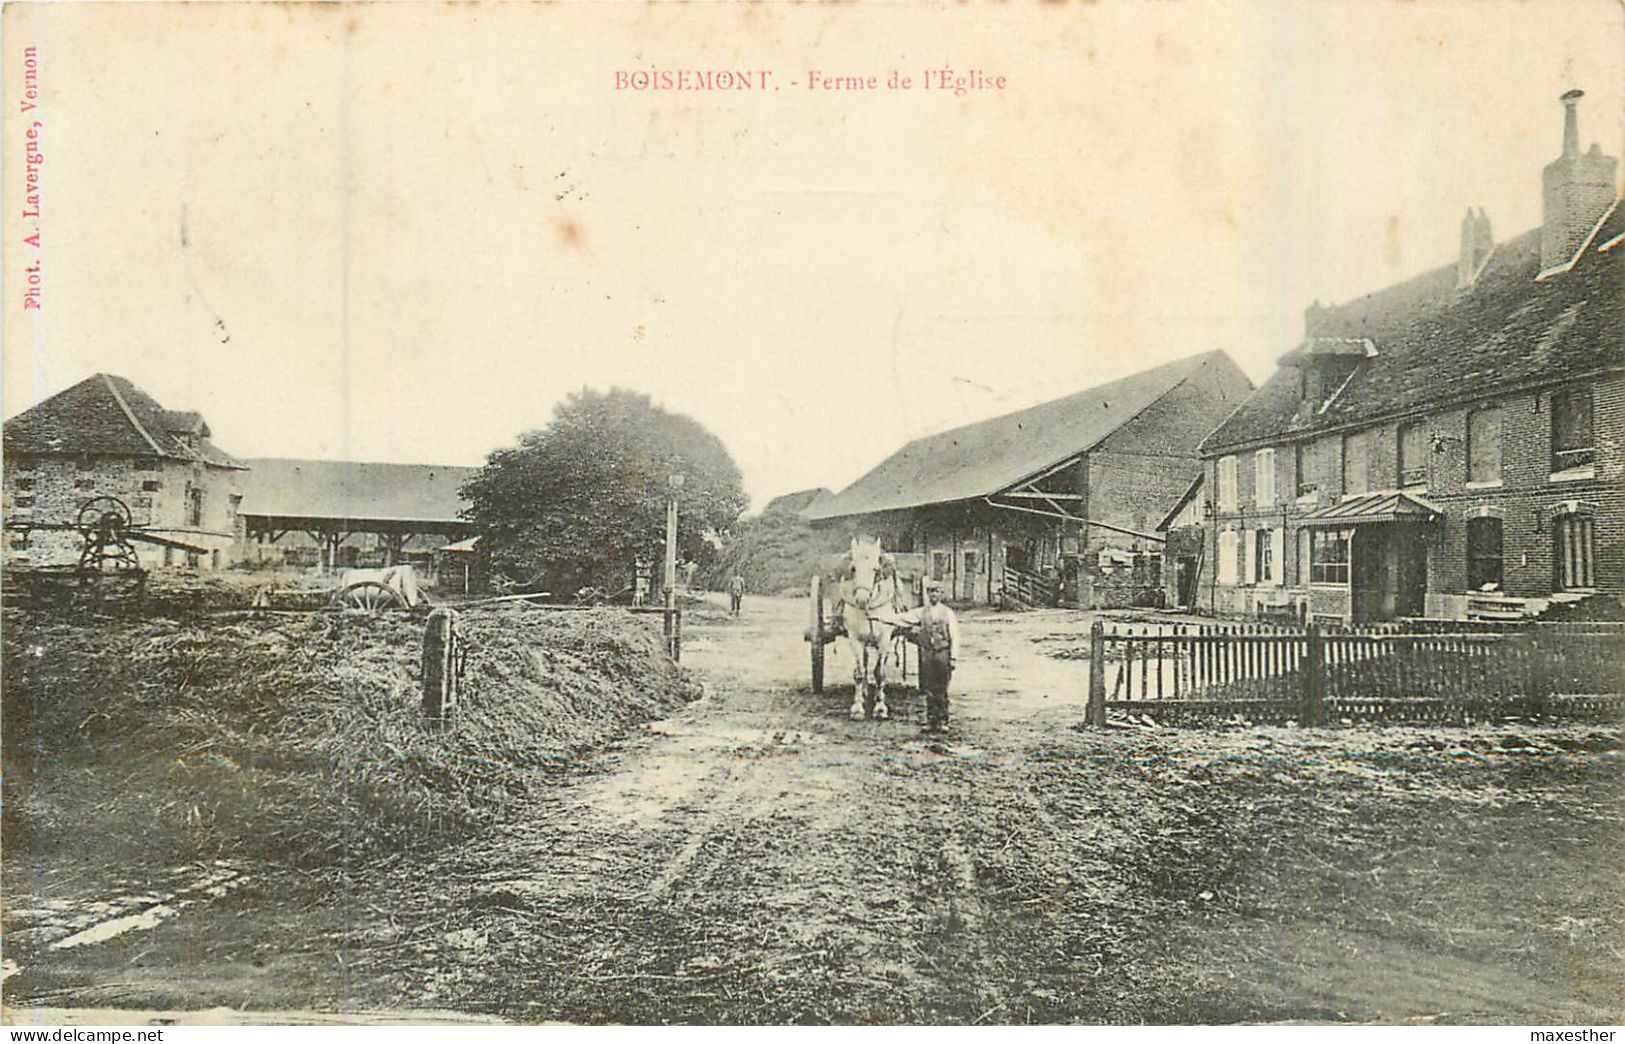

1270,529,1285,587
1242,529,1255,585
1218,530,1237,585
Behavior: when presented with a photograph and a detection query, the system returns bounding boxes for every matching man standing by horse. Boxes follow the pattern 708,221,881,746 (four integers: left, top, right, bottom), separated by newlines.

912,579,961,732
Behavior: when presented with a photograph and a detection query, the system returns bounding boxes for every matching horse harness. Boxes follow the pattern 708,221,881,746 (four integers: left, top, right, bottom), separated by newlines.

840,571,902,647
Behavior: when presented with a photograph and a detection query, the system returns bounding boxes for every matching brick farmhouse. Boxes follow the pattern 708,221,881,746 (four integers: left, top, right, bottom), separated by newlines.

1196,90,1622,623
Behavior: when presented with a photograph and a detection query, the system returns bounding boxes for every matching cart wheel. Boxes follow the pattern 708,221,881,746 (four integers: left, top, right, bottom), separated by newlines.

810,575,826,694
333,580,407,611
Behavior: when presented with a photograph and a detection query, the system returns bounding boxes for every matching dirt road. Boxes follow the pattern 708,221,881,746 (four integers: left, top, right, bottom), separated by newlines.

9,595,1622,1024
336,595,1622,1023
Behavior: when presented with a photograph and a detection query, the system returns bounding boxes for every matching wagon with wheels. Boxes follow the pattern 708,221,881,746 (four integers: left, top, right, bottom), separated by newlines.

806,573,841,694
804,540,926,716
327,564,426,612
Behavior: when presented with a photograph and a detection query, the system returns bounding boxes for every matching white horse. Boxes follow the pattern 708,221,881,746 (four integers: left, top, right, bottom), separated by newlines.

838,536,903,721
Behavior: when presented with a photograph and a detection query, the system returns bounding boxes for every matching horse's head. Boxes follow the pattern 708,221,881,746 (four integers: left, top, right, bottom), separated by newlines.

848,535,886,610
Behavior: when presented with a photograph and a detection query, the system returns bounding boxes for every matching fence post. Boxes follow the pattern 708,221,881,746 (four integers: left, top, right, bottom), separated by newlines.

1301,621,1323,725
422,607,461,728
673,607,683,663
1088,619,1106,727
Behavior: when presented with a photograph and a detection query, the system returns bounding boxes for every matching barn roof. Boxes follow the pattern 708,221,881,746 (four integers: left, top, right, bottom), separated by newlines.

807,350,1238,521
3,373,245,469
239,458,477,524
1201,203,1625,453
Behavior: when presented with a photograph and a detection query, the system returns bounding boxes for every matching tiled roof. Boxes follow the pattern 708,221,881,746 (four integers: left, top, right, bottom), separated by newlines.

1298,491,1443,527
239,458,477,524
1202,203,1625,453
3,373,245,469
808,350,1242,521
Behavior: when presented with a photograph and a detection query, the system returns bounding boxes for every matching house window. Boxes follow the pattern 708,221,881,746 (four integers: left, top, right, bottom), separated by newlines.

1551,387,1594,474
13,478,33,491
13,496,34,509
1554,513,1596,590
930,551,949,582
1309,529,1351,585
1398,422,1427,488
1254,449,1276,508
1467,406,1502,484
1217,456,1238,511
136,458,161,472
186,486,204,527
1255,529,1275,585
1465,516,1503,591
9,532,30,550
1295,443,1317,498
1342,431,1370,496
142,480,161,492
1319,436,1342,496
74,479,95,490
1217,529,1238,584
963,550,979,576
15,458,35,472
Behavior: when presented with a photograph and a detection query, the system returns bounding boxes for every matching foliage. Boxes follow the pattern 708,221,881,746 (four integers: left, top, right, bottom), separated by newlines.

461,389,747,593
696,504,849,595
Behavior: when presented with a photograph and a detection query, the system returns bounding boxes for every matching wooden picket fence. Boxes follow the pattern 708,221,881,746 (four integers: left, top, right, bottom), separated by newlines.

1084,619,1625,726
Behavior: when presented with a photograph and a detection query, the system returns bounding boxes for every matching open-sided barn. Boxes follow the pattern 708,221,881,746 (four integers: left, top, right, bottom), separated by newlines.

805,350,1254,608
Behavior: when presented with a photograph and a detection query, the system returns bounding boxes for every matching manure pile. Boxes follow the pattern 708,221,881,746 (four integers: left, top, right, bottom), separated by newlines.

2,606,697,870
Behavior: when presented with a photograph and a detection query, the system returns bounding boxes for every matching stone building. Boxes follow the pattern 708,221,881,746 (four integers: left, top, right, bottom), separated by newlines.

806,350,1254,608
3,374,248,569
1197,90,1622,622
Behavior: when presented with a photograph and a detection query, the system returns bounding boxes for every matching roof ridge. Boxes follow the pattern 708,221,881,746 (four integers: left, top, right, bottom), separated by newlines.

246,456,480,471
101,373,167,458
996,358,1216,493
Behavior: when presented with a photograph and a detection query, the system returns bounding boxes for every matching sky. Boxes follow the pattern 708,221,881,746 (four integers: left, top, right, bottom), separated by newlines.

4,0,1622,511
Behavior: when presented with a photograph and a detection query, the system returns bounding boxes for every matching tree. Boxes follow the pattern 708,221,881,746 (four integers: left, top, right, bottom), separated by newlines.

695,496,849,596
461,389,747,595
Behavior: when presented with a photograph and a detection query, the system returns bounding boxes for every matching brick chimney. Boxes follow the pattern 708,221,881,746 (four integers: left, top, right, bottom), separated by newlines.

1456,207,1493,288
1541,89,1618,271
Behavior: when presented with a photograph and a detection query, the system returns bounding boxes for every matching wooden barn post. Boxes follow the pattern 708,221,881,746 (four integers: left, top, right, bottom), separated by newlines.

1088,619,1106,727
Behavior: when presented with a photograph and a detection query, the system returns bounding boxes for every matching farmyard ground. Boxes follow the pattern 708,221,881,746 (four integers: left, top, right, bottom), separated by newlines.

4,594,1621,1024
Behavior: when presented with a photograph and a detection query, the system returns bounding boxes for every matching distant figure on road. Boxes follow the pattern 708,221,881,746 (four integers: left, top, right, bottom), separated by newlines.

909,580,960,732
728,574,745,617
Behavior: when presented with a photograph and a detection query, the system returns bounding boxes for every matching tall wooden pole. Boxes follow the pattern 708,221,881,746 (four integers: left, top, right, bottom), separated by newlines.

664,474,683,658
664,494,678,598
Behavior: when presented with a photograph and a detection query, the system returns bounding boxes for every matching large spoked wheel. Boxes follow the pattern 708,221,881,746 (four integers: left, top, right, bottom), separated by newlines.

333,580,407,612
75,496,134,536
810,575,826,694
